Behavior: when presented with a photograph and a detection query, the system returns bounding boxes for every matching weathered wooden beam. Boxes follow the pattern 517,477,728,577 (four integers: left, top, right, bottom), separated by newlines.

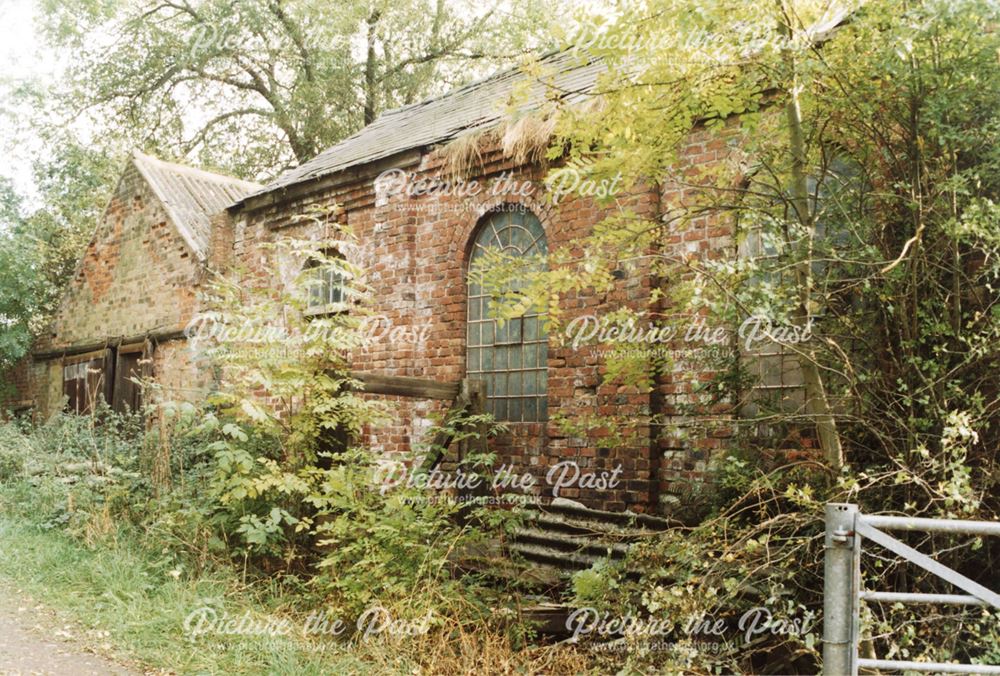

348,371,460,400
32,329,187,361
417,378,485,474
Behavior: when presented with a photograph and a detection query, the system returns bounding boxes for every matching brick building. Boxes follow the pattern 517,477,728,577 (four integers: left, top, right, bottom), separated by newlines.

3,53,785,516
4,151,259,418
221,52,748,515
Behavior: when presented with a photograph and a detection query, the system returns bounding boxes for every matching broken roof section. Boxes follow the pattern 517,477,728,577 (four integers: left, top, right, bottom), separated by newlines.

132,150,261,259
233,51,604,208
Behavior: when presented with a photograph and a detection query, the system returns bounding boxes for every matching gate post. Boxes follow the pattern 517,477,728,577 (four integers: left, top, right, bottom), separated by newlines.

824,503,859,676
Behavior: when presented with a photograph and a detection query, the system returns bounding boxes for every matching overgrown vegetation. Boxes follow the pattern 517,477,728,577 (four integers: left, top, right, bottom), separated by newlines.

0,405,600,673
481,0,1000,672
0,235,588,673
0,0,559,374
2,1,1000,674
0,147,116,376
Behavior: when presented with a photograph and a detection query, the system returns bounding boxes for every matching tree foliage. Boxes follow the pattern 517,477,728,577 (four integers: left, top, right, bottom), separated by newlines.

39,0,555,178
1,0,556,380
480,0,1000,670
0,141,117,375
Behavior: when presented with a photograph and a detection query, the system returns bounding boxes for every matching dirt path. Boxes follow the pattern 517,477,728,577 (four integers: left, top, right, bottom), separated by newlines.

0,586,138,676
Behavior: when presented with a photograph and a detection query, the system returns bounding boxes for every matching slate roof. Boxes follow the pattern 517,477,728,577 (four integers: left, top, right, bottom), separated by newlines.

132,151,261,259
234,50,604,207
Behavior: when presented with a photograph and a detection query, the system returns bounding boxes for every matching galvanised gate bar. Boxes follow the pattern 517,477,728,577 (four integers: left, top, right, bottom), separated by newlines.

824,503,1000,675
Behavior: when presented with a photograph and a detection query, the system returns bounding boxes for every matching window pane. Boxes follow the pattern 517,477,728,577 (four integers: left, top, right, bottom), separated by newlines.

762,355,782,384
496,320,508,344
523,398,537,421
305,251,346,312
525,372,537,395
466,209,548,422
509,346,521,369
508,398,521,422
524,316,537,341
331,272,344,304
509,317,521,342
481,297,494,320
508,372,521,397
510,226,531,251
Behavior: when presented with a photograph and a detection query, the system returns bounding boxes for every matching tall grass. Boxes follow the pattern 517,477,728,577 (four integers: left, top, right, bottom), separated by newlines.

0,413,590,674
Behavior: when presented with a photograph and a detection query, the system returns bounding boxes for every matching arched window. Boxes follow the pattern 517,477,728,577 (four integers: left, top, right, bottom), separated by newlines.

467,207,547,422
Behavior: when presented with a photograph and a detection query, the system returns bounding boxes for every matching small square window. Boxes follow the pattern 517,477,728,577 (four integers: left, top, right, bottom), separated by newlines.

304,250,348,315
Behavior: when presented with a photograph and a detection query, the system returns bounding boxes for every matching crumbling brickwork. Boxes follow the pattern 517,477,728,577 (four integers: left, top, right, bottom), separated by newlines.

47,163,203,348
1,158,231,419
1,68,768,517
227,125,747,514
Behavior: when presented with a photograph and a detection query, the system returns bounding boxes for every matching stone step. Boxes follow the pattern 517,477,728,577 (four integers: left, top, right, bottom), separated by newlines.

531,500,677,535
506,540,603,571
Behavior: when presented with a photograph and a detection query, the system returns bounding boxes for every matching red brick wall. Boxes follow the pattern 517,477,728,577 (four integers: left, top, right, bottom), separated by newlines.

652,121,744,514
45,163,204,348
232,140,676,512
2,126,748,514
0,359,34,417
11,161,214,418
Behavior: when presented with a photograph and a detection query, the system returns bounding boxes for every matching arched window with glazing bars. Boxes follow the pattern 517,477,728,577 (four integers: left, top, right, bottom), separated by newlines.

466,208,548,422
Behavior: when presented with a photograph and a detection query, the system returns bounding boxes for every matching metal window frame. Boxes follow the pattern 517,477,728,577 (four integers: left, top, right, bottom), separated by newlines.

304,250,347,314
466,209,548,423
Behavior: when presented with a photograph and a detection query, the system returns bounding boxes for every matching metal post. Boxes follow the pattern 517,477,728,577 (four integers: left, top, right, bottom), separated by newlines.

824,503,859,676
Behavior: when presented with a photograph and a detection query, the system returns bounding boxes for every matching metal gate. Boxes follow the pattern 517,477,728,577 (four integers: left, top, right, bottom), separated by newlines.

824,503,1000,675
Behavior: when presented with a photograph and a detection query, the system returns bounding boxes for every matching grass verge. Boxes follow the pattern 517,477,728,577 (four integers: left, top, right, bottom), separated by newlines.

0,516,370,674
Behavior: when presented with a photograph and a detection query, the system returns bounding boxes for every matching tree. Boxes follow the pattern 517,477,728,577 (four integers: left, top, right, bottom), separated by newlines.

504,0,1000,475
0,139,117,374
513,2,1000,669
0,0,554,376
38,0,554,178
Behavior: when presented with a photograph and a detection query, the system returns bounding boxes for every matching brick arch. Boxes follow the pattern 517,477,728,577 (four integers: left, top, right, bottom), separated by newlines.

454,191,556,269
457,196,552,329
